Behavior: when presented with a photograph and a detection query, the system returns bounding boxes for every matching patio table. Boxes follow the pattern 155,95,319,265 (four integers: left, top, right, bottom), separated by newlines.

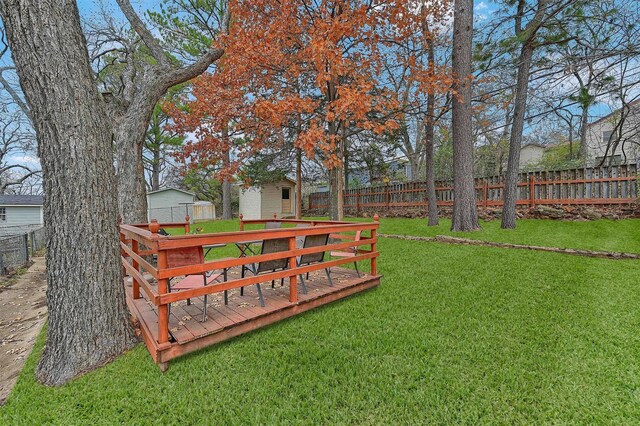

236,239,261,277
203,243,227,258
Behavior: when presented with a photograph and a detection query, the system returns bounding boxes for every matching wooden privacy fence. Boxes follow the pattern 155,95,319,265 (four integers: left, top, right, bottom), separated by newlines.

119,217,379,361
308,164,639,211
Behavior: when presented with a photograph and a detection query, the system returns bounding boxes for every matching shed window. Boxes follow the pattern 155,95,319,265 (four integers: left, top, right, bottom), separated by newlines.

282,188,290,199
0,208,5,221
602,130,613,144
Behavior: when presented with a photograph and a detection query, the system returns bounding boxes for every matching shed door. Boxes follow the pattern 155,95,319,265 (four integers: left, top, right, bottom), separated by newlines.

281,187,291,213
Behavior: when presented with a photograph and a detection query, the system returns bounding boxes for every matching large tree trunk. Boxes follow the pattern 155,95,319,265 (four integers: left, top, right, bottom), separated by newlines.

328,167,343,221
327,120,344,221
0,0,137,386
114,81,165,224
115,120,149,224
151,146,161,191
501,43,534,229
222,124,232,220
295,147,302,219
425,120,438,226
425,36,439,227
450,0,479,232
150,113,162,191
343,137,350,191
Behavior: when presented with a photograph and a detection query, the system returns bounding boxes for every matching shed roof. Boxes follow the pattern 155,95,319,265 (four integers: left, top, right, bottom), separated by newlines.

0,194,43,206
258,177,297,187
237,177,297,188
146,186,195,197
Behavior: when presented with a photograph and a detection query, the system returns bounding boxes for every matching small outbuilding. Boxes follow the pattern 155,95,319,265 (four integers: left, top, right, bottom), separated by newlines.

147,187,195,223
192,200,216,222
0,194,44,235
239,178,297,220
519,143,546,167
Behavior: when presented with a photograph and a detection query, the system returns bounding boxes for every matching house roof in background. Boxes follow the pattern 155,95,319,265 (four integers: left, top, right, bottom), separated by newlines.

146,186,195,196
588,99,640,128
0,194,43,206
522,142,546,149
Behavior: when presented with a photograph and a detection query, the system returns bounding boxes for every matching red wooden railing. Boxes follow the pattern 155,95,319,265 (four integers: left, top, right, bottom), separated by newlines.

120,216,380,346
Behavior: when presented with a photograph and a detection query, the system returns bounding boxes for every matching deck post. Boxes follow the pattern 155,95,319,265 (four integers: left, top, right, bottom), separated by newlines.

239,213,244,231
371,214,379,275
529,176,536,208
288,236,298,302
185,215,191,234
150,219,170,344
131,239,140,299
483,180,488,210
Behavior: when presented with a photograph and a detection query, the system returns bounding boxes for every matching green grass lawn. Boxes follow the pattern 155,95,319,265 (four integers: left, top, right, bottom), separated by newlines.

343,216,640,254
2,219,640,424
187,216,640,253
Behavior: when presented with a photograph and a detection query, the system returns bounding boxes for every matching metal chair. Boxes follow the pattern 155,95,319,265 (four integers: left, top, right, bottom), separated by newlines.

166,246,229,322
330,231,362,277
238,221,281,278
244,237,290,307
297,233,332,293
295,222,311,249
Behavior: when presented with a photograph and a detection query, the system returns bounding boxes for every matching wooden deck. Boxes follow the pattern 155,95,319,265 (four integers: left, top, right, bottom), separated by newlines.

125,266,380,367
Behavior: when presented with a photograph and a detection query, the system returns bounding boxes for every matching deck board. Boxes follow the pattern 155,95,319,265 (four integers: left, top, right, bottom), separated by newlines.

125,266,380,366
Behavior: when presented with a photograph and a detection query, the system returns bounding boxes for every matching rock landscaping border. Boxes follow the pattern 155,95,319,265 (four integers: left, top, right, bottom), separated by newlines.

379,233,640,260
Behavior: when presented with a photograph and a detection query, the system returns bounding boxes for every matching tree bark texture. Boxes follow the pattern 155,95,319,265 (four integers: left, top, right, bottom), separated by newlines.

115,111,151,224
450,0,479,232
501,43,534,229
0,0,137,386
328,166,343,221
149,112,162,191
327,118,344,221
151,146,161,191
425,37,439,227
425,117,439,227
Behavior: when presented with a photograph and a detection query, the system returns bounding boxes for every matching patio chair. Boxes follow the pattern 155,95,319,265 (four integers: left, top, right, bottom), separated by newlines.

242,237,290,307
294,222,311,249
238,221,281,278
330,230,362,278
166,246,229,322
297,233,332,293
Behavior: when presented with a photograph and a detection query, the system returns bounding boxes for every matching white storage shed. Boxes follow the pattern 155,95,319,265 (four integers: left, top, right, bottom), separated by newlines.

238,178,297,220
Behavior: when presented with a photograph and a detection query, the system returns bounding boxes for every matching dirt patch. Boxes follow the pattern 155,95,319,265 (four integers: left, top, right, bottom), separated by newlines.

0,257,46,405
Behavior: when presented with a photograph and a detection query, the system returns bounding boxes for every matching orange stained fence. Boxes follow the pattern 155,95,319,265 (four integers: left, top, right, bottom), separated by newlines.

119,216,380,347
309,164,639,211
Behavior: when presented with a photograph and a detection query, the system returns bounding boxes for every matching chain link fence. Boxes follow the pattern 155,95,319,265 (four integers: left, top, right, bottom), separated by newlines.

0,226,45,274
148,206,194,223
